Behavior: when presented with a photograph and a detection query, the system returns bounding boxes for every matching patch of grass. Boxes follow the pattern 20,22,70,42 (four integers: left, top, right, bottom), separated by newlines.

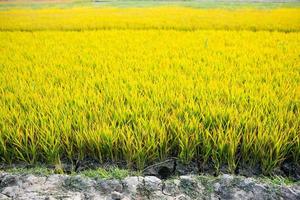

2,166,132,179
258,175,299,186
5,167,54,176
79,168,131,179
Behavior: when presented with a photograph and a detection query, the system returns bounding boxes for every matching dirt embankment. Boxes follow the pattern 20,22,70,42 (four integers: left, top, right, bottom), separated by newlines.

0,172,299,200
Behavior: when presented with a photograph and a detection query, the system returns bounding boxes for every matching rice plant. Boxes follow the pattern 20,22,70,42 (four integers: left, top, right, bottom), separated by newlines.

0,7,299,174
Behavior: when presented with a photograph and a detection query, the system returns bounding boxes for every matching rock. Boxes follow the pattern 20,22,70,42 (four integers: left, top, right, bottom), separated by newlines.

45,197,56,200
280,187,300,200
231,189,254,200
179,175,204,199
21,175,47,192
122,176,165,199
111,191,123,200
213,175,243,200
0,193,10,200
175,194,191,200
97,179,122,193
237,177,256,194
242,177,255,185
138,176,165,199
250,184,273,200
123,176,143,194
63,192,83,200
144,176,162,191
45,174,66,189
213,182,221,192
1,185,20,199
0,174,19,188
63,175,95,192
219,174,234,185
163,179,181,196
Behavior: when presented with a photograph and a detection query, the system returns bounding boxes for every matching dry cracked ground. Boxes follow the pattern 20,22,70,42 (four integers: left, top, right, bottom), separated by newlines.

0,172,299,200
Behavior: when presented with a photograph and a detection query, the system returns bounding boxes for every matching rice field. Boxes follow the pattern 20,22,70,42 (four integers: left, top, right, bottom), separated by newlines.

1,7,300,32
0,6,300,174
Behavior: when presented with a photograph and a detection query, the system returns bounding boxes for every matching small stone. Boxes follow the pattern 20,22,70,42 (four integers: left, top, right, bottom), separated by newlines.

64,175,95,192
0,174,19,188
98,180,122,193
220,174,234,184
45,197,56,200
0,193,11,200
232,188,254,199
280,187,300,200
175,194,191,200
180,175,198,188
45,174,66,188
213,182,221,192
21,175,47,192
144,176,162,191
221,174,233,179
180,175,196,185
109,180,123,192
1,185,20,199
111,191,123,200
179,175,204,199
63,192,83,200
163,179,181,196
123,176,143,194
243,177,255,185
